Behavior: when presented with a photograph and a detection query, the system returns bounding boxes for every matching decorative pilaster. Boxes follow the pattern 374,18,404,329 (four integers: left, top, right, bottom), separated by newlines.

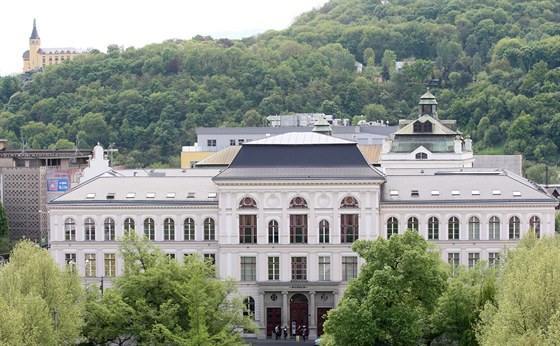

259,291,266,339
282,291,288,327
309,291,316,339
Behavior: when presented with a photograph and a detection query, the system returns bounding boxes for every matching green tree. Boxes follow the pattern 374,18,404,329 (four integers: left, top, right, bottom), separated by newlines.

0,240,84,345
430,264,497,346
323,231,448,345
83,232,254,345
381,50,397,80
477,233,560,344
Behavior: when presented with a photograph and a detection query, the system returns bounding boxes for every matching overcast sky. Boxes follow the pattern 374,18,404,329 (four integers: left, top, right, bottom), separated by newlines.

0,0,328,76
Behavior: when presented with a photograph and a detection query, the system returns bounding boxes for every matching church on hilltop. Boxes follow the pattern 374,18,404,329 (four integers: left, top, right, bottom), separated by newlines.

22,19,85,73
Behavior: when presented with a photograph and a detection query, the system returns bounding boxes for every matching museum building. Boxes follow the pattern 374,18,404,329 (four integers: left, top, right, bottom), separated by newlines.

47,93,558,339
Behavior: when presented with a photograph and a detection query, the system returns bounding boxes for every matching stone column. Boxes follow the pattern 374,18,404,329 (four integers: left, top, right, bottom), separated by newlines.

260,291,266,339
282,291,288,327
309,291,316,339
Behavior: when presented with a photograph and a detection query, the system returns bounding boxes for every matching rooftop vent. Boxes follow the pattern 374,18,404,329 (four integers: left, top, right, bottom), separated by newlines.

86,193,95,199
389,190,399,197
106,193,115,200
411,190,419,197
431,190,440,196
187,192,195,198
146,192,156,198
513,191,522,197
208,192,217,198
126,193,135,198
492,190,501,195
451,191,460,196
166,192,176,198
472,190,480,196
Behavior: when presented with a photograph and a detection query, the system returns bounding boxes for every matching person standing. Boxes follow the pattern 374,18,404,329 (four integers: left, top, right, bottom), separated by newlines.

274,324,281,340
283,325,288,340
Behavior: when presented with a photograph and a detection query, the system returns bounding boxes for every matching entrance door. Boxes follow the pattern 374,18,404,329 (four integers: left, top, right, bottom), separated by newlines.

290,293,308,336
317,307,331,336
267,308,281,337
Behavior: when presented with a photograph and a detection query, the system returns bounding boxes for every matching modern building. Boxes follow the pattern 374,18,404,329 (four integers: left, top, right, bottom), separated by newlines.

181,122,397,169
0,139,91,242
47,93,557,340
22,19,85,73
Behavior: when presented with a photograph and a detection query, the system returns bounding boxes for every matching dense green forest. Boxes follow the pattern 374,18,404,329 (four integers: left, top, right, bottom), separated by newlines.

0,0,559,182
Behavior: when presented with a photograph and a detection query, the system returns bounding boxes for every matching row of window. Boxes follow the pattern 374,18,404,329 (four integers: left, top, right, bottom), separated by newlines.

387,215,541,240
448,252,500,269
64,217,216,241
241,215,359,244
238,196,359,210
65,252,216,277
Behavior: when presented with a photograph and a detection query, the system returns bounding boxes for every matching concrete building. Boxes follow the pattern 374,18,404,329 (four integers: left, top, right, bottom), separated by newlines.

47,93,557,340
0,139,91,242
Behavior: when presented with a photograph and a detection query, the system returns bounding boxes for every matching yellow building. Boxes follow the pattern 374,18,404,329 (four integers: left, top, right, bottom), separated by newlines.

22,19,84,73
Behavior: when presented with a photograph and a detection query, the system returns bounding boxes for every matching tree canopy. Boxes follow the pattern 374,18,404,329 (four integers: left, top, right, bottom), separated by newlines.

0,240,84,345
0,0,559,180
477,233,560,345
83,232,254,345
323,230,448,345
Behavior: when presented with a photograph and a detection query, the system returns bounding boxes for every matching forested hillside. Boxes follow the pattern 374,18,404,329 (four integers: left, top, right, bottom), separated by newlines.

0,0,559,181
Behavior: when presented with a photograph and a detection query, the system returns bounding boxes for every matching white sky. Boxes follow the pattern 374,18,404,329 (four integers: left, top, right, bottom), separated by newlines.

0,0,328,76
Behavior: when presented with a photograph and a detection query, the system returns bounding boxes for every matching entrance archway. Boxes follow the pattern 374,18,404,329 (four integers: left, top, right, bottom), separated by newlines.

289,293,308,336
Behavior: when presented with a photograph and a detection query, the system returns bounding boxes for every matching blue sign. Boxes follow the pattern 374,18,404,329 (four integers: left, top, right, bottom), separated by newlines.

47,179,69,192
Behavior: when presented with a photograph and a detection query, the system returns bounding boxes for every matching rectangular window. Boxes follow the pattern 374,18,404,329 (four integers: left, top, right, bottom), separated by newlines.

230,139,236,146
268,256,279,281
238,139,244,145
488,252,500,267
203,253,216,273
64,253,76,269
239,215,257,244
341,214,359,243
290,214,308,244
448,252,460,269
342,256,358,281
291,257,307,281
318,256,331,281
468,252,480,268
240,256,256,281
104,253,116,277
207,139,216,147
85,253,96,277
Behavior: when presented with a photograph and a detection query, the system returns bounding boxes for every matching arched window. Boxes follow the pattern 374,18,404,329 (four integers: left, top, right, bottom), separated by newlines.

340,196,359,208
239,197,257,209
448,217,460,240
104,218,115,241
407,217,419,231
124,217,135,234
84,217,95,241
164,218,175,241
489,216,500,240
243,296,255,320
239,214,257,244
184,218,195,241
387,217,399,238
64,218,76,241
319,220,330,243
415,152,428,160
341,214,359,243
204,218,216,241
428,217,439,240
289,196,308,209
509,216,520,239
144,218,155,240
268,220,279,244
530,216,540,238
468,216,480,240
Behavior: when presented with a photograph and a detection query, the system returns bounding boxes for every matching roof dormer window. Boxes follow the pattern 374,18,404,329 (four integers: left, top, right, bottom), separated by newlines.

413,120,432,133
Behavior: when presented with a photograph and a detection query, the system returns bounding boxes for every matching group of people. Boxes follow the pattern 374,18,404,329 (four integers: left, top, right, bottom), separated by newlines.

273,323,308,341
273,324,288,340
